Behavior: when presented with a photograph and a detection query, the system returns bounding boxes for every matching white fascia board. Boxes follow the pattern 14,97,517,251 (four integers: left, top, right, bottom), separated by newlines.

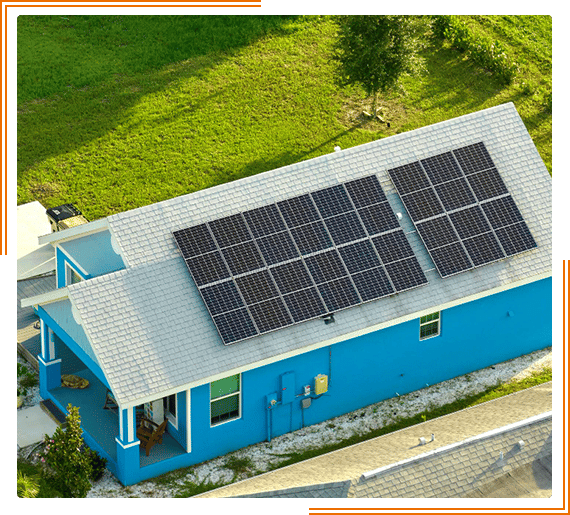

121,271,551,409
21,287,69,308
38,218,109,245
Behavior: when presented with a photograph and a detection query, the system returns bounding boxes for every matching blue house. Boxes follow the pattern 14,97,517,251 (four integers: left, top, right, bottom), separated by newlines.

22,103,552,486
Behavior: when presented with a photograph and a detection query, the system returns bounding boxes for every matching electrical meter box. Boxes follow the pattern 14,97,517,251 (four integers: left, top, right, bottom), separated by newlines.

314,374,328,395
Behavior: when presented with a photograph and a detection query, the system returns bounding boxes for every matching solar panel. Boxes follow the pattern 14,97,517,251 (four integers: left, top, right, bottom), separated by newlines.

420,152,462,184
357,203,400,235
466,168,508,201
174,174,427,345
388,142,536,278
324,212,367,246
209,213,251,248
256,231,298,265
249,298,292,333
311,184,353,218
173,224,216,258
270,260,313,294
221,241,264,276
185,251,230,286
243,204,286,238
213,309,257,344
290,221,333,255
338,240,381,274
351,267,394,301
235,270,278,305
305,250,347,285
201,280,244,316
434,178,476,211
401,188,444,222
277,194,319,228
416,216,458,250
345,175,387,207
318,277,360,311
284,287,326,322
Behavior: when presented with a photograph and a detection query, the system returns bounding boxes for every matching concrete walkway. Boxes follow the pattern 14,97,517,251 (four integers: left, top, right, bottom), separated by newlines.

197,382,552,498
17,405,59,448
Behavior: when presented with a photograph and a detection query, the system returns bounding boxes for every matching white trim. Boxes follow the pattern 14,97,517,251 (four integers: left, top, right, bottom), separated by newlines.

361,411,552,480
40,319,45,358
121,272,551,408
115,437,140,450
38,355,62,367
119,408,123,441
209,374,242,427
38,218,108,245
58,244,89,278
186,389,191,453
21,287,69,308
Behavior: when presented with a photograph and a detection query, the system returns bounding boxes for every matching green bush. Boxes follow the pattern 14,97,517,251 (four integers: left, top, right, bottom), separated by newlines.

17,363,38,397
432,15,517,84
85,447,107,481
40,404,93,497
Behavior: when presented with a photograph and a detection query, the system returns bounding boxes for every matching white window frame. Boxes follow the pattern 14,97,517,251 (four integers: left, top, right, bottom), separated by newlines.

164,393,178,430
210,374,241,427
420,311,441,340
65,262,83,286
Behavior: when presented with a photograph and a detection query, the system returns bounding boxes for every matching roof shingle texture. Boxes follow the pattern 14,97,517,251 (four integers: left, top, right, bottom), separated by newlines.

66,103,552,406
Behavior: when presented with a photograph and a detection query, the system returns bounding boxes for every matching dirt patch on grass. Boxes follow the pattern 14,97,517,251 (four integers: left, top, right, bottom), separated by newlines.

28,181,64,204
337,96,412,133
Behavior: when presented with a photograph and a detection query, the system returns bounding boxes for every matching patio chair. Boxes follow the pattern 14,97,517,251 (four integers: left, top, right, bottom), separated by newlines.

136,417,168,456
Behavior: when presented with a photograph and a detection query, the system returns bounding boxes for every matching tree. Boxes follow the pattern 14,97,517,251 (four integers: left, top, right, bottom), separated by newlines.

334,16,426,112
41,404,93,497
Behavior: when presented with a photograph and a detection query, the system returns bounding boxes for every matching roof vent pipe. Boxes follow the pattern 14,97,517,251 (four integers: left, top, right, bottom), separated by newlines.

334,145,341,152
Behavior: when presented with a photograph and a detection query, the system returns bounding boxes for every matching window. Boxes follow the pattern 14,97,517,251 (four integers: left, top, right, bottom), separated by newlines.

420,311,440,340
65,263,83,285
210,374,240,426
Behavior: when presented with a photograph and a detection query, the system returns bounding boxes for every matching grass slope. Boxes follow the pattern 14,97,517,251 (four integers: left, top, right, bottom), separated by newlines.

17,15,551,220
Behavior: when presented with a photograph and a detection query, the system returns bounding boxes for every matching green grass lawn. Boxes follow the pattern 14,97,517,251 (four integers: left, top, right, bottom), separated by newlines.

17,15,551,221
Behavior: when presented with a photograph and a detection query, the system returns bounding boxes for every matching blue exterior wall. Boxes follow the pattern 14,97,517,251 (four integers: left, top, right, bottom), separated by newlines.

39,277,551,485
124,277,551,484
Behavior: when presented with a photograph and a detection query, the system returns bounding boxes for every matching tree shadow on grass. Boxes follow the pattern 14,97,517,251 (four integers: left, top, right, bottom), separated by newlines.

17,15,299,180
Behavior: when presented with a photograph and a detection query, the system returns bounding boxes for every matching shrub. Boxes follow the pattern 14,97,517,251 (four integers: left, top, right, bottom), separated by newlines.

85,448,107,481
17,362,38,397
40,404,93,497
432,15,517,84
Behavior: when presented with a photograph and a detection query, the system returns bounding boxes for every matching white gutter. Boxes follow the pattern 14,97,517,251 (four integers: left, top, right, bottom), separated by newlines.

21,287,69,308
38,218,109,245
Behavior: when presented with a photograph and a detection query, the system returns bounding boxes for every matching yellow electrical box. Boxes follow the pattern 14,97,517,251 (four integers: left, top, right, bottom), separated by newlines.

314,374,328,395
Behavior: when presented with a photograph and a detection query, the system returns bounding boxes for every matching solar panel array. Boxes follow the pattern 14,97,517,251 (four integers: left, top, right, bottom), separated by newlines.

173,176,427,345
388,142,537,278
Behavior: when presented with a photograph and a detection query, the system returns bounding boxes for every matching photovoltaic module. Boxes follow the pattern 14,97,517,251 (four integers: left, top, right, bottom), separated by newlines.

173,175,427,345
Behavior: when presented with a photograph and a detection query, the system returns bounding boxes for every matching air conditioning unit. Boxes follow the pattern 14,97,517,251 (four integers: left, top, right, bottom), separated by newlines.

46,204,88,232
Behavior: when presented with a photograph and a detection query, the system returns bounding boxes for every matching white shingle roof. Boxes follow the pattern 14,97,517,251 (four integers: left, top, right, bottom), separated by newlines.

66,103,552,406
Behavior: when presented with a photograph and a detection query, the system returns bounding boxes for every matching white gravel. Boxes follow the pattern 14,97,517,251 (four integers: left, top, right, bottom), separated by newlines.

17,348,552,497
81,347,551,498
